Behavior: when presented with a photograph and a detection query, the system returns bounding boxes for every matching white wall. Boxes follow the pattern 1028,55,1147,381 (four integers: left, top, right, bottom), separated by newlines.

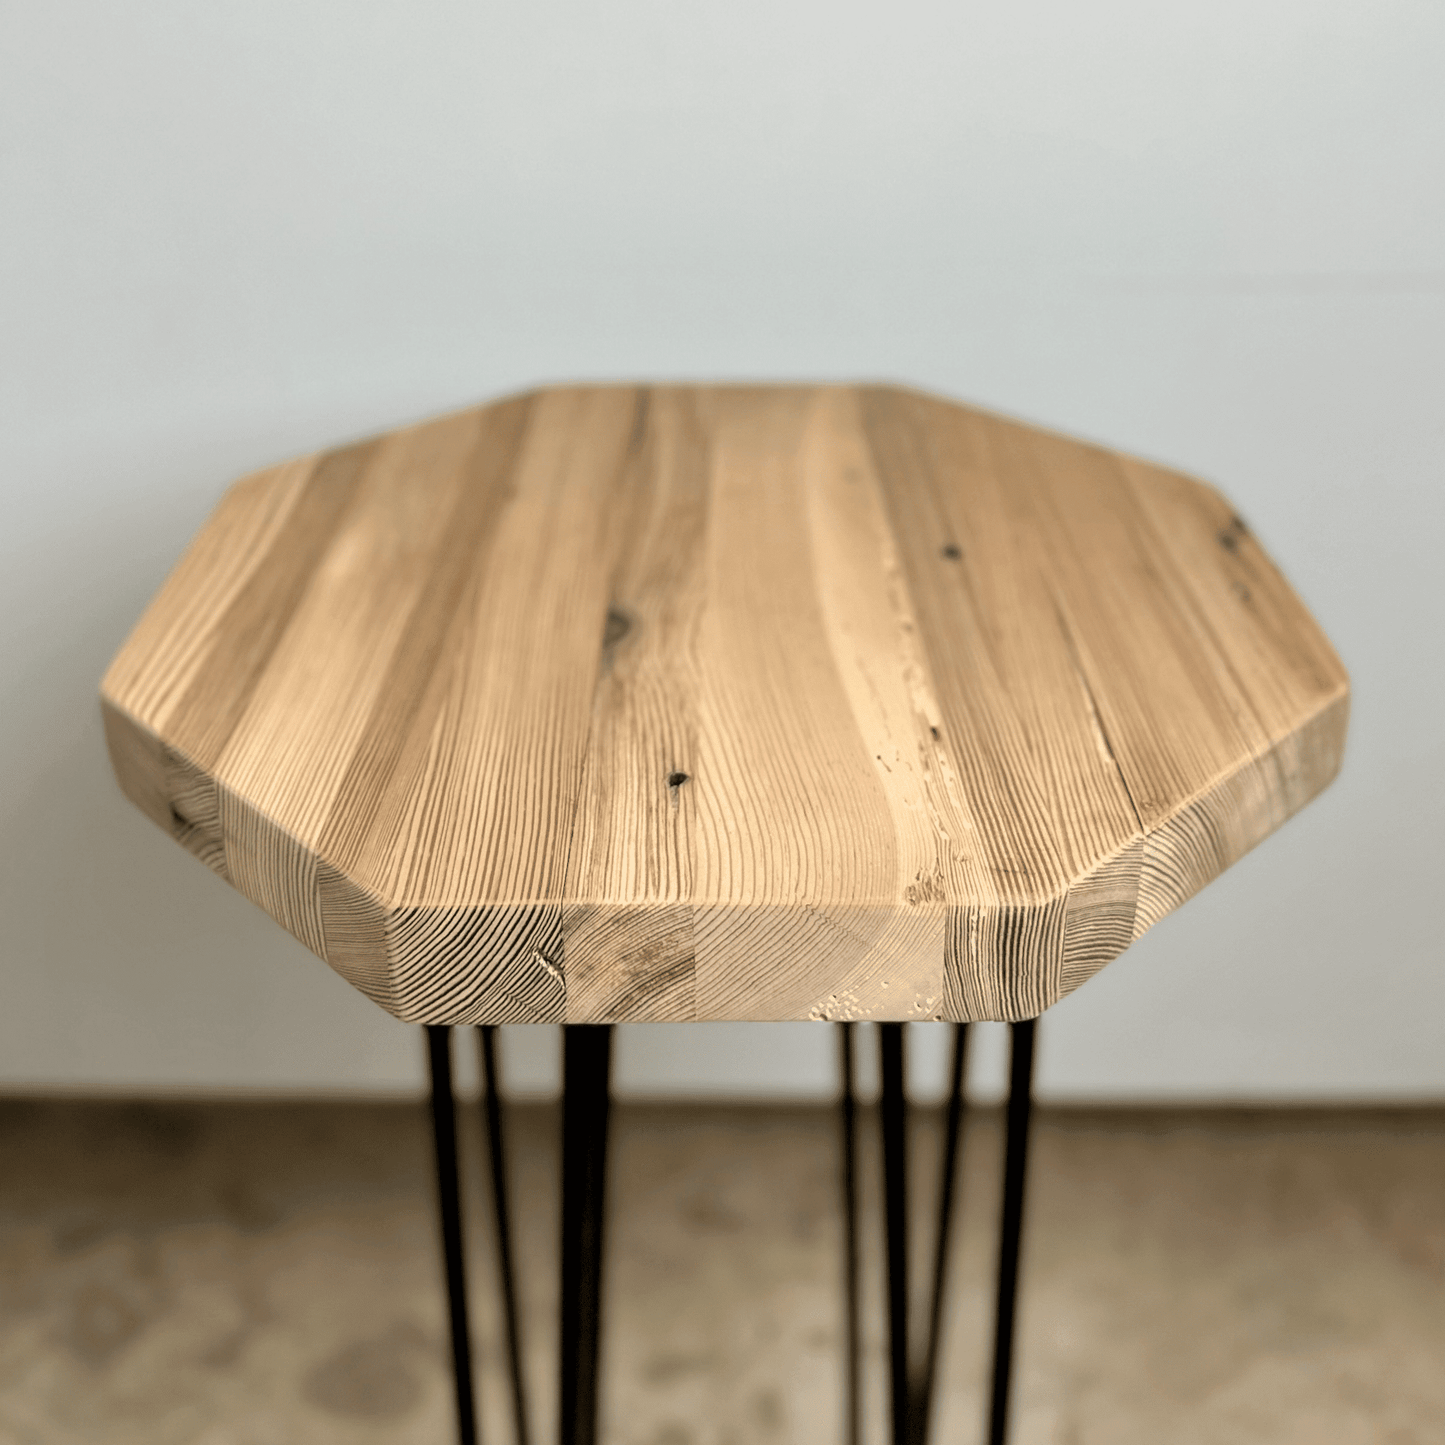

2,1,1441,1102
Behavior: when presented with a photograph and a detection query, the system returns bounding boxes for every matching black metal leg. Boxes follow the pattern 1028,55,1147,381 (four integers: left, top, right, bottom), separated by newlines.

478,1026,531,1445
987,1018,1037,1445
560,1026,613,1445
879,1022,910,1445
837,1024,861,1445
911,1022,970,1444
426,1025,479,1445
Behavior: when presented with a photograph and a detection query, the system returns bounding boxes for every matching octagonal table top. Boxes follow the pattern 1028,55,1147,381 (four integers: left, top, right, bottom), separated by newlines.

101,384,1348,1026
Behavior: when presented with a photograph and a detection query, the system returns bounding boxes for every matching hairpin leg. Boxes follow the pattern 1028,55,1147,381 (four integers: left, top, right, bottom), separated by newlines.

478,1026,531,1445
559,1026,613,1445
879,1022,910,1445
426,1025,479,1445
910,1022,970,1443
986,1018,1037,1445
837,1023,861,1445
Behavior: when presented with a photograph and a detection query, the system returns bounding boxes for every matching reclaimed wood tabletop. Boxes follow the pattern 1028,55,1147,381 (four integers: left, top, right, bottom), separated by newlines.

101,385,1348,1026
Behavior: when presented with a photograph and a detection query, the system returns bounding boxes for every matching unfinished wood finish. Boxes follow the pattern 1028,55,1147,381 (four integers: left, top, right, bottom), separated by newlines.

101,384,1349,1025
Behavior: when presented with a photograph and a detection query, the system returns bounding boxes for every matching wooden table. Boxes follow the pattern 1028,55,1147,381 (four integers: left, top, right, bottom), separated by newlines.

102,384,1348,1445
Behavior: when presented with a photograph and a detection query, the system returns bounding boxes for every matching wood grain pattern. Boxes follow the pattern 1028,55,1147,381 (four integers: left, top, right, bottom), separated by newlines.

101,384,1349,1024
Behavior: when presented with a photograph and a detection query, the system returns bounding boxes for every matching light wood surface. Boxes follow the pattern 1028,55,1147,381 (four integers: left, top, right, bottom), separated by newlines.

101,385,1349,1024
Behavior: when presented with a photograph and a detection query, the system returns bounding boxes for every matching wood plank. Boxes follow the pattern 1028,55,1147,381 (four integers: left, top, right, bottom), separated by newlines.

1118,457,1349,817
561,388,708,1023
359,387,641,1021
860,388,1143,1018
691,388,948,1022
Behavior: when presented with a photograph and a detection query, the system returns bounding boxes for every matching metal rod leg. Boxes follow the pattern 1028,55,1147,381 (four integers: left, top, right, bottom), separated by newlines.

879,1022,910,1445
911,1022,970,1444
426,1025,479,1445
837,1024,861,1445
478,1026,531,1445
987,1018,1037,1445
560,1026,613,1445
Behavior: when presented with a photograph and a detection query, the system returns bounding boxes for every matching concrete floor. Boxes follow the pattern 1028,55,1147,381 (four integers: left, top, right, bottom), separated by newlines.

0,1097,1440,1445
